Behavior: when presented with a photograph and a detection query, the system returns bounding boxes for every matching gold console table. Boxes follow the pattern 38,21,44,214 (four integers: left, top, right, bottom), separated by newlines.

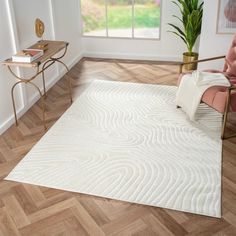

2,40,72,130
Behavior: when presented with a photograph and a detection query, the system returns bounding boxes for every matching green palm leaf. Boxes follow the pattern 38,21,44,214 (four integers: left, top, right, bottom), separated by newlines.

168,0,204,54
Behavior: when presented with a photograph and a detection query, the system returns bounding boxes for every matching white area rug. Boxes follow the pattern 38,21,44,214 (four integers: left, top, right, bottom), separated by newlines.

6,80,222,218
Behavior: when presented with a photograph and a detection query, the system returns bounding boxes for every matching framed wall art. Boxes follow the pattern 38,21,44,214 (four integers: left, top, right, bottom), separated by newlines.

216,0,236,34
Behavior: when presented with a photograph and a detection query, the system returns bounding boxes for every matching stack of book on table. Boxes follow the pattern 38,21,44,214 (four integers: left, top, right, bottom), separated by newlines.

12,49,44,63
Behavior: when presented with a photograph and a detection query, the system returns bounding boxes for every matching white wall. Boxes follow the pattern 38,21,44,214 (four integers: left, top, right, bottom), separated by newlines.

12,0,57,102
198,0,233,70
82,0,186,61
52,0,82,72
0,0,82,134
0,1,23,126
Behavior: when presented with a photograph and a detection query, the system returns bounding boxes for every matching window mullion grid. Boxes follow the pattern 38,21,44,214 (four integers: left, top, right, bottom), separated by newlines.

105,0,108,37
132,0,134,38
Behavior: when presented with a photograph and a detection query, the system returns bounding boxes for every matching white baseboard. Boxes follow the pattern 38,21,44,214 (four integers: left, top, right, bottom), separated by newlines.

0,53,83,135
83,51,182,62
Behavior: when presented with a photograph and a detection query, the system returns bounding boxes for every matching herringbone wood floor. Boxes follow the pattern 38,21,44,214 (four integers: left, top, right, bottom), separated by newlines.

0,58,236,236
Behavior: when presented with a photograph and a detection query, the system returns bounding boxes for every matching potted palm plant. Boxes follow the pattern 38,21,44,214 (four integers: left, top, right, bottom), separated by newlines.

168,0,204,70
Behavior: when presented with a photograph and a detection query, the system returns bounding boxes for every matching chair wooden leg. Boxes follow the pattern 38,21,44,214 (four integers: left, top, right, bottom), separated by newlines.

221,115,227,139
221,88,231,139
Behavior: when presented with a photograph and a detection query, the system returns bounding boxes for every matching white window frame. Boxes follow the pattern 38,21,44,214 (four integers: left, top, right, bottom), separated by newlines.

80,0,162,40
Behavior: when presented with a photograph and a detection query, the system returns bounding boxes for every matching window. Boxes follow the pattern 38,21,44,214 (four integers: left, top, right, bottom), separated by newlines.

81,0,161,39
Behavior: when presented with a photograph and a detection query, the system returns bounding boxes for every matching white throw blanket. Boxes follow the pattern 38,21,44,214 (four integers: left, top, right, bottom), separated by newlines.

176,71,230,120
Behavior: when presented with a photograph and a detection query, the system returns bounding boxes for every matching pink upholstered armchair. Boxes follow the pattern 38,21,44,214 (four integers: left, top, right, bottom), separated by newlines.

178,33,236,139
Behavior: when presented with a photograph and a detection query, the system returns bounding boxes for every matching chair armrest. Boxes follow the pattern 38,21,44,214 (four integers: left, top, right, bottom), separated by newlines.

229,85,236,91
179,55,226,73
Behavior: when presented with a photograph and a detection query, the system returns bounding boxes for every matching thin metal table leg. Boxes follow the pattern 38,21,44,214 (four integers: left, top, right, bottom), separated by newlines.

42,69,47,98
11,81,23,126
53,59,72,103
27,81,47,130
41,60,56,99
222,88,232,139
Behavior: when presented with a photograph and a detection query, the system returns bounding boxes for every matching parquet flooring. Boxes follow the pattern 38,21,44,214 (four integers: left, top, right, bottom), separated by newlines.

0,58,236,236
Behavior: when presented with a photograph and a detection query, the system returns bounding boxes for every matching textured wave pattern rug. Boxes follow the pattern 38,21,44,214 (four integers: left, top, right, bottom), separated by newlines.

6,80,222,218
